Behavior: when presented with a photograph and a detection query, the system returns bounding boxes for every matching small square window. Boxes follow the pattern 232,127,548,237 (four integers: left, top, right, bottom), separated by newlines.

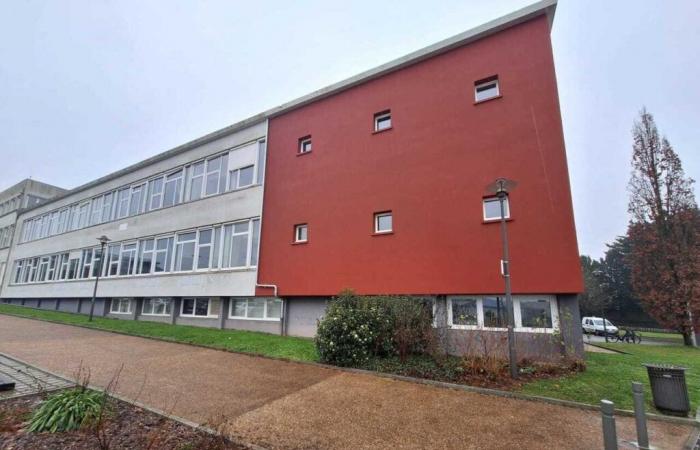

483,197,510,221
374,111,392,132
374,212,393,233
294,224,308,243
298,136,312,154
475,76,499,102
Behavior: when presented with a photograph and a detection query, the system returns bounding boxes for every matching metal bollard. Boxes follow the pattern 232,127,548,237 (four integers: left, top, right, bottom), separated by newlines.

632,382,650,449
601,400,618,450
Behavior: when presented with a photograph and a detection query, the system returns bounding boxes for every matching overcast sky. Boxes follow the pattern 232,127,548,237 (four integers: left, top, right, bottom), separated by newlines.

1,0,698,258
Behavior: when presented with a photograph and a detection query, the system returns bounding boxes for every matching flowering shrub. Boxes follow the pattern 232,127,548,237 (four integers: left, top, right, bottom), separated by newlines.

316,291,434,366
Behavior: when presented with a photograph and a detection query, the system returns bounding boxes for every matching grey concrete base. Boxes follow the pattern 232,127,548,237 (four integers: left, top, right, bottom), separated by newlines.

285,297,329,337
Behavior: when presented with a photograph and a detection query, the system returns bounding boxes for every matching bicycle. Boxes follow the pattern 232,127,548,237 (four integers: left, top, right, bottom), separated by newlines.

610,329,642,344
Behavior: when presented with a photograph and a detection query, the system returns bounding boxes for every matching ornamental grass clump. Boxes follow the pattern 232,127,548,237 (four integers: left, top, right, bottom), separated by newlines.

28,387,103,433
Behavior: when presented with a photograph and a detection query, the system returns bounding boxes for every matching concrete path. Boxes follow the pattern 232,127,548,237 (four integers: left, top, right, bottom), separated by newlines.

0,315,694,450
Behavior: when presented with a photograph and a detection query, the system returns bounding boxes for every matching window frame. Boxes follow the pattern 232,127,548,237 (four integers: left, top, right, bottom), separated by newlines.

298,136,312,154
180,297,214,318
373,110,392,132
374,211,393,234
482,197,510,222
446,295,558,333
294,224,308,243
474,76,500,103
141,298,172,316
110,298,132,315
229,297,282,321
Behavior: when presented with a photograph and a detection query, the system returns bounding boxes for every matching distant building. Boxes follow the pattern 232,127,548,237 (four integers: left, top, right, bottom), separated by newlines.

0,0,583,360
0,179,66,289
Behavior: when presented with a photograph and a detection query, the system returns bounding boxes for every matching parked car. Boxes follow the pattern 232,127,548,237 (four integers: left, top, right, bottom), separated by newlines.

582,317,619,336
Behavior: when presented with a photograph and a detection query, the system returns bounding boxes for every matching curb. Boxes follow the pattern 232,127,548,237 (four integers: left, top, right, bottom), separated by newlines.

1,309,698,428
0,351,269,450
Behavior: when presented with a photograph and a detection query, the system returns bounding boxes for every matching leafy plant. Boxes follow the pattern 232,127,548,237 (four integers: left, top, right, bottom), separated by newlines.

28,387,103,433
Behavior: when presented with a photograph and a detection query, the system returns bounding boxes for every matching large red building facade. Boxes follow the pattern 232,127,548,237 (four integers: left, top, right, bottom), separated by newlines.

256,1,583,357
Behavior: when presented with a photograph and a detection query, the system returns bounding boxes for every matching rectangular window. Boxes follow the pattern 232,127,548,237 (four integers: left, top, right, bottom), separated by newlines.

230,298,282,320
58,253,69,280
154,236,174,273
37,256,49,282
482,296,506,328
250,219,260,267
181,297,210,317
129,184,144,216
47,255,58,281
475,76,499,102
188,161,205,201
117,188,130,219
374,110,392,132
81,249,93,278
138,238,155,274
142,298,172,316
294,224,307,243
163,169,183,207
102,192,114,223
48,212,59,235
57,209,68,233
518,298,554,329
374,212,392,233
68,258,80,280
119,242,137,276
483,197,509,221
41,214,50,237
14,260,24,284
298,136,312,154
77,203,90,229
106,244,120,277
228,165,255,190
204,155,226,196
110,298,132,314
450,298,478,327
91,248,104,278
148,177,165,210
90,196,103,225
174,231,196,271
196,229,212,270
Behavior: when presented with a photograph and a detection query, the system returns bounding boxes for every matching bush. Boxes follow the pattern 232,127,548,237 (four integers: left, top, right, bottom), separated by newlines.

315,290,434,366
28,387,103,433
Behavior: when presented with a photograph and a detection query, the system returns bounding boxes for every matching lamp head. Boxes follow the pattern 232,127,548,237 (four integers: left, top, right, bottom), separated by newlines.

97,235,111,245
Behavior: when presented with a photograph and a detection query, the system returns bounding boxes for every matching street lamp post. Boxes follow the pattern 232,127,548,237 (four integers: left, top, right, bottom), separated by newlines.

487,178,518,379
88,235,110,322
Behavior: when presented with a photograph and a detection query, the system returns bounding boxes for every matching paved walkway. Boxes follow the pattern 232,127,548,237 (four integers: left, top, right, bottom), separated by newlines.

0,315,694,449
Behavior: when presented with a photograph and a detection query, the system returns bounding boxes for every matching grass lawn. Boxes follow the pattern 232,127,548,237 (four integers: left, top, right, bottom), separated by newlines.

0,304,318,362
520,342,700,413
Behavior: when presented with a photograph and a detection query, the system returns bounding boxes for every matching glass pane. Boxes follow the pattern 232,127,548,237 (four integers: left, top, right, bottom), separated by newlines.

247,298,264,318
234,222,249,233
232,299,246,317
376,115,391,131
195,299,209,316
266,299,282,319
483,198,507,220
182,298,194,315
482,297,507,328
238,166,254,187
179,242,195,271
250,219,260,266
231,234,248,267
520,298,553,328
452,299,478,326
376,214,392,232
197,246,210,269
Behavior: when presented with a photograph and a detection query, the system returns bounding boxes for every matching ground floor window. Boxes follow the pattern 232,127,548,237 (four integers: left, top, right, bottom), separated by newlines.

229,298,282,320
447,295,558,332
142,298,172,316
181,297,211,317
110,298,132,314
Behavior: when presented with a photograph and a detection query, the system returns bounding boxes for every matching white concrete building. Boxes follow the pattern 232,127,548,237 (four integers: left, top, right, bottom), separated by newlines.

0,119,281,333
0,179,66,290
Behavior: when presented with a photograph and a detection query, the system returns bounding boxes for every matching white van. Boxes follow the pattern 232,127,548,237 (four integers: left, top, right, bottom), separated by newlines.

582,317,618,336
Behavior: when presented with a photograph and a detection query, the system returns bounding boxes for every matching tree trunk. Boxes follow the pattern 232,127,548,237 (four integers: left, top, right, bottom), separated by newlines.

682,331,695,347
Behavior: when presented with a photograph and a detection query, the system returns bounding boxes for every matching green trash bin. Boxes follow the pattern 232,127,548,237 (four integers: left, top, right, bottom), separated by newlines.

643,363,690,416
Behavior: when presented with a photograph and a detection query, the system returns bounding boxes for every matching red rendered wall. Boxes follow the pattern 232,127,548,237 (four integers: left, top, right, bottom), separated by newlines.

257,16,582,297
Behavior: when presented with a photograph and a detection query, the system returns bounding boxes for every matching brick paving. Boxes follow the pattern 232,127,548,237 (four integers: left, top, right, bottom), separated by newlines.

0,354,73,399
0,314,695,449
